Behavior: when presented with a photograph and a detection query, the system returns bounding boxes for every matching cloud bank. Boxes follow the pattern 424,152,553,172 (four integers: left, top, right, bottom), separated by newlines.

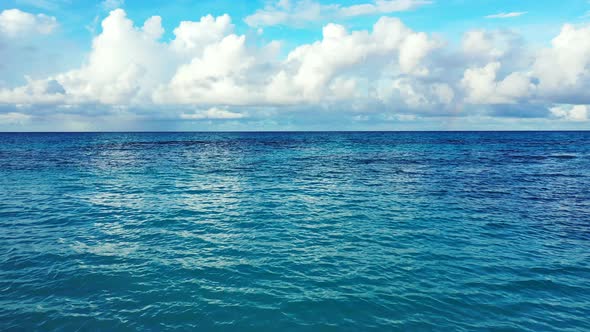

0,7,589,130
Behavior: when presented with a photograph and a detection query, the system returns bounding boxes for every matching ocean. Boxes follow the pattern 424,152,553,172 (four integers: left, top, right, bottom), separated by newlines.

1,132,589,331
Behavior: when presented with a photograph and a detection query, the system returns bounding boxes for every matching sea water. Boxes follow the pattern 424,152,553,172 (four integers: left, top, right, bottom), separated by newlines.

1,132,589,331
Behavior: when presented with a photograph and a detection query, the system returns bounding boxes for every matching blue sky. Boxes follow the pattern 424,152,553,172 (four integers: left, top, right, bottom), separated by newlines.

0,0,590,131
5,0,588,47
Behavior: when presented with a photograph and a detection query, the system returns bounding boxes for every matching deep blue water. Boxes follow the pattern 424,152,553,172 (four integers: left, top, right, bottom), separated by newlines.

1,132,589,331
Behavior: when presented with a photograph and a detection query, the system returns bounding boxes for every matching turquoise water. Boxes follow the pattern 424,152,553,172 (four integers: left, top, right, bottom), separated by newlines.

1,132,589,331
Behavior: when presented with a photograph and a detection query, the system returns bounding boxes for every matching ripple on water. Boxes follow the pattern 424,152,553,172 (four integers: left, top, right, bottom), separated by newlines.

1,132,590,331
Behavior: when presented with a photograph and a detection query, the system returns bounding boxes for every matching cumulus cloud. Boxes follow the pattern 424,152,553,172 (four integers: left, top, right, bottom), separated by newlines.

485,12,527,19
461,30,525,64
0,8,58,37
170,14,234,57
244,0,431,28
461,62,533,104
0,8,590,128
1,9,438,109
458,23,590,117
532,24,590,103
0,77,66,104
263,17,440,103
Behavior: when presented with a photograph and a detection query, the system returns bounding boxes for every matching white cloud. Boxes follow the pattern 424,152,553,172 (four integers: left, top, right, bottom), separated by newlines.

461,23,590,107
550,105,589,121
377,78,455,111
0,8,58,37
1,8,590,128
51,9,170,105
485,12,527,19
461,62,533,104
532,24,590,103
244,0,327,28
0,78,66,104
244,0,431,28
462,30,520,62
265,17,439,103
170,14,234,58
101,0,124,11
0,112,32,125
155,16,439,105
156,34,261,105
180,107,246,120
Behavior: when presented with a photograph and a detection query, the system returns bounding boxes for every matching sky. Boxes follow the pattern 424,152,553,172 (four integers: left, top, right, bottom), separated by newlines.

0,0,589,131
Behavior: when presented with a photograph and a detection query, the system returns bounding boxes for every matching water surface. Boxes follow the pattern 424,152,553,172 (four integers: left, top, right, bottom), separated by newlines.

1,132,589,331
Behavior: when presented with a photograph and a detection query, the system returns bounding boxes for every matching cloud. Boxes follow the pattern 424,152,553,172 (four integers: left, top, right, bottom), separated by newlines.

550,105,589,121
340,0,432,17
0,9,445,120
485,12,527,19
532,24,590,104
263,18,439,104
461,30,524,63
461,62,534,104
459,23,590,110
1,8,590,130
244,0,329,28
0,8,58,37
0,112,32,125
101,0,125,11
180,107,246,120
244,0,432,28
170,14,234,58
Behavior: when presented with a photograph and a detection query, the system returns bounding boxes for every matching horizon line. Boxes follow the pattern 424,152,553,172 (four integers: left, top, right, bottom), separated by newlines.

1,130,589,134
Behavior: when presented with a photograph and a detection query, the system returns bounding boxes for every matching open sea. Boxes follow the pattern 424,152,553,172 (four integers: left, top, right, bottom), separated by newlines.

1,131,589,331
